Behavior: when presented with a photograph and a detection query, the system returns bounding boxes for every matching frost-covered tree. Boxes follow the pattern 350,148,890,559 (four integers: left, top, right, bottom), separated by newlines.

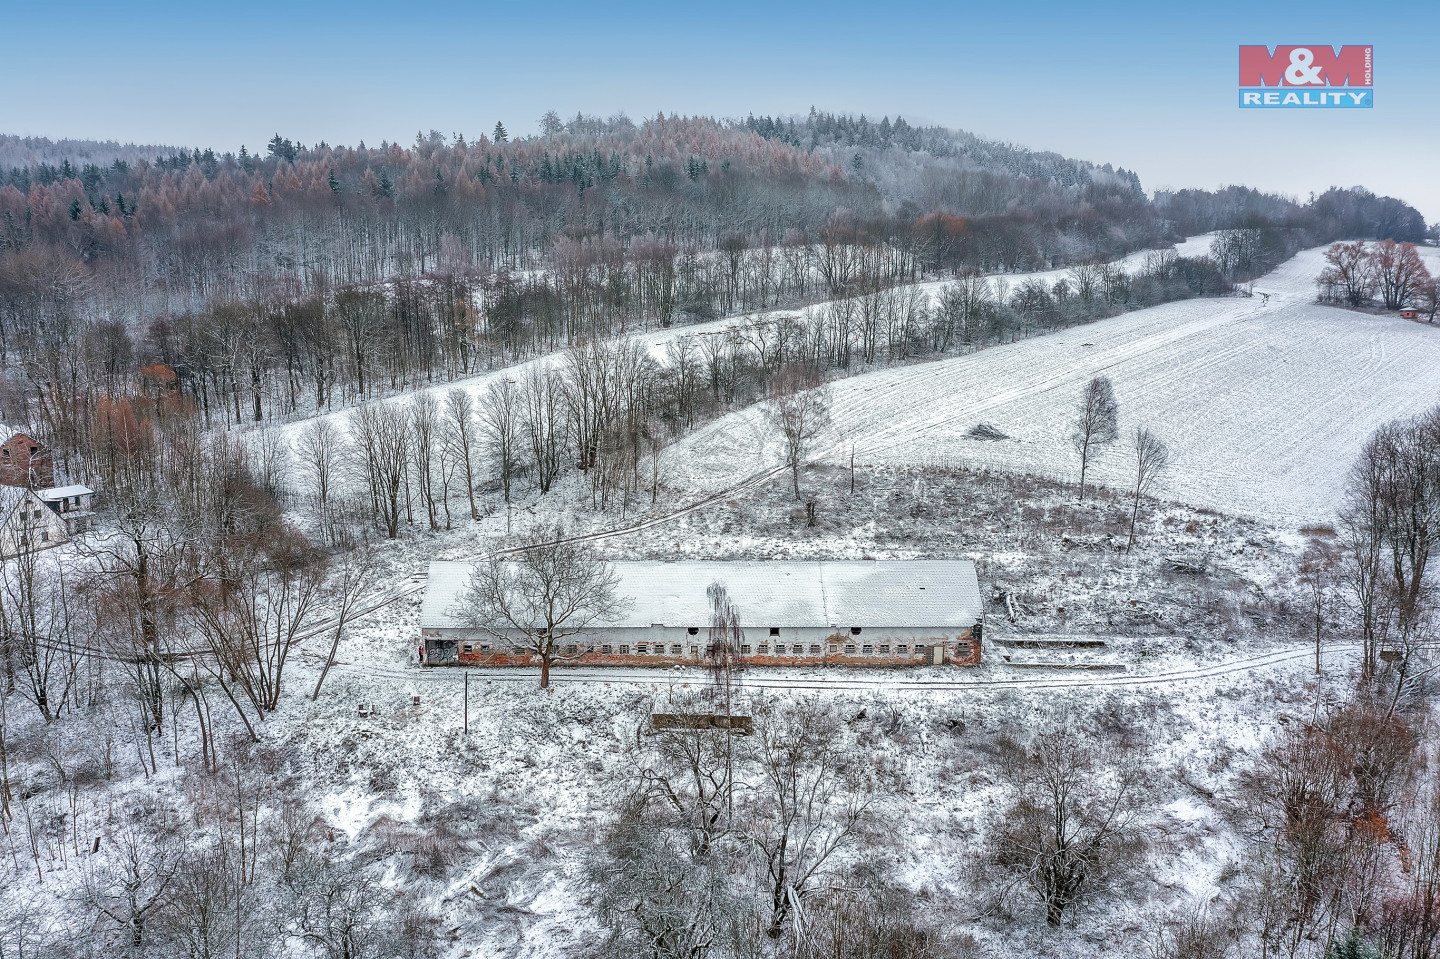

990,714,1151,926
456,526,628,687
1127,426,1170,548
766,364,831,500
1071,375,1119,502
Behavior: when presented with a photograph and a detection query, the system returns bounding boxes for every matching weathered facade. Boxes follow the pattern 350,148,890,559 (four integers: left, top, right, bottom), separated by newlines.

0,487,69,558
38,485,96,535
0,430,52,488
420,559,984,669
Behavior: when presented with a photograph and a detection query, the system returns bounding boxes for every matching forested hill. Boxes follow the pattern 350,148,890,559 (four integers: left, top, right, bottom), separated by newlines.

0,134,182,172
0,111,1426,336
745,109,1145,198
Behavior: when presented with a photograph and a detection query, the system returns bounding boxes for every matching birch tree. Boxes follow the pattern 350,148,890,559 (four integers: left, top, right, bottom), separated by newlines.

1071,376,1118,502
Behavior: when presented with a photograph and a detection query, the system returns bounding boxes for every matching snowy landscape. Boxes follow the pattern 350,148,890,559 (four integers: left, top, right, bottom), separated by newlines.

2,102,1439,959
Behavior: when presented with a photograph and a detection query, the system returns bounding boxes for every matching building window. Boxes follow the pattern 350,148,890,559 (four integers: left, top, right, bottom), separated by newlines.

828,645,839,654
862,645,873,655
512,645,525,655
844,644,856,654
564,645,577,655
740,644,751,654
793,644,805,654
810,644,822,654
758,644,769,655
897,645,909,653
619,645,630,655
768,627,780,636
671,644,682,655
462,644,473,654
637,644,648,655
40,532,49,543
850,627,862,636
687,627,699,636
601,645,613,654
879,645,891,654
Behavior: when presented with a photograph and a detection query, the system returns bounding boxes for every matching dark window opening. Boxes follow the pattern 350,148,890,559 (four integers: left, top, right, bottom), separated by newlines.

768,627,780,636
850,627,862,636
687,627,699,636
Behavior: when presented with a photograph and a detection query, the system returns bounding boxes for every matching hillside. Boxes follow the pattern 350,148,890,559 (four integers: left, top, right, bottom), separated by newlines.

664,244,1440,523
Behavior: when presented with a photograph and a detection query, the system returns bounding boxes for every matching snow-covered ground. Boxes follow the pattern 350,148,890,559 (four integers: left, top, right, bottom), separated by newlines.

665,243,1440,524
262,234,1223,466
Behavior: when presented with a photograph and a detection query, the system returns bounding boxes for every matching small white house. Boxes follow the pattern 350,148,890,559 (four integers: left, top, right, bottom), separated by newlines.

420,559,985,668
0,486,69,558
38,484,96,535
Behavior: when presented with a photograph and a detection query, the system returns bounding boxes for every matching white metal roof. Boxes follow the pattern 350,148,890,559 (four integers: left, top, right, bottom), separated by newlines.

37,485,93,500
421,559,983,631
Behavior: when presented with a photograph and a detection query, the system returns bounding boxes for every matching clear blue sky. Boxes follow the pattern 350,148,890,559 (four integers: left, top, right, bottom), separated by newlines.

4,0,1437,221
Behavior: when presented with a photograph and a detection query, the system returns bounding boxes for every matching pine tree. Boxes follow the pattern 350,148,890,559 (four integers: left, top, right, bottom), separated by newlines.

493,121,508,143
328,168,340,193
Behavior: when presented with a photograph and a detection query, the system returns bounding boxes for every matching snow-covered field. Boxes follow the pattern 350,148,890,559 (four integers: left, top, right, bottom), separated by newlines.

666,243,1440,524
263,234,1223,460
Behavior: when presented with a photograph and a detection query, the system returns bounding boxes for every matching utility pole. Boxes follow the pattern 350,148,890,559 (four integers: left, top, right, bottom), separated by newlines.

463,672,469,735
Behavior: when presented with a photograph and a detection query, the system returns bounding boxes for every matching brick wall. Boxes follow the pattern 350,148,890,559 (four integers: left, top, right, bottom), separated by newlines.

426,627,981,668
0,434,53,487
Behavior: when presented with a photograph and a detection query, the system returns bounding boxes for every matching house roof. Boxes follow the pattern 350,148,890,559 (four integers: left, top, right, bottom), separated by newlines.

0,427,38,445
421,559,983,631
37,485,93,501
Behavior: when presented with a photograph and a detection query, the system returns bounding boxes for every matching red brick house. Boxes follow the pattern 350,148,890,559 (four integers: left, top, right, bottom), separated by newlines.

0,429,53,488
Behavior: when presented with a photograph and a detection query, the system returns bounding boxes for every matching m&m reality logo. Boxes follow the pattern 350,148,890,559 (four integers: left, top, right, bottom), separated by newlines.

1238,45,1372,108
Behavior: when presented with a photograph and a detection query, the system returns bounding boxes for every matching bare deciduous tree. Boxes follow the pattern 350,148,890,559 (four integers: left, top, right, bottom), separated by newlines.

456,527,628,687
79,810,186,949
1316,241,1376,307
1128,426,1170,548
409,393,441,531
747,702,869,939
766,364,831,500
188,528,328,728
1071,375,1119,502
295,418,340,512
1371,239,1432,311
1339,405,1440,674
444,387,481,520
480,378,523,504
350,401,409,539
312,551,381,701
991,716,1151,926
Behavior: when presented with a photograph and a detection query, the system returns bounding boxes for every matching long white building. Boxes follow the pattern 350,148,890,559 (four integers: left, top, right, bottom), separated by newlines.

419,559,984,668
